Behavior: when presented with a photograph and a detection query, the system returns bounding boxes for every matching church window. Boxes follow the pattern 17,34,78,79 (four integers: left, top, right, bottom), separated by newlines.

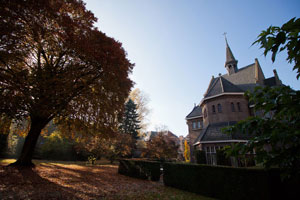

217,104,222,113
231,102,235,112
212,105,216,113
204,109,207,118
237,102,241,111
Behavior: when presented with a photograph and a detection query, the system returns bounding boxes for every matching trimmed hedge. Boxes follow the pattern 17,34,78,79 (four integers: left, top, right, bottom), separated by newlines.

118,159,161,181
163,162,300,200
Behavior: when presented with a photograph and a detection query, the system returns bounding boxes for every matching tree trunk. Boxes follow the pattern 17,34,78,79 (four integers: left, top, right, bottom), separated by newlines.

10,116,50,167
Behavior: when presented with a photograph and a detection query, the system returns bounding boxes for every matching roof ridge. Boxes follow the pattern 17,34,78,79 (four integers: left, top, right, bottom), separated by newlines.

220,77,224,93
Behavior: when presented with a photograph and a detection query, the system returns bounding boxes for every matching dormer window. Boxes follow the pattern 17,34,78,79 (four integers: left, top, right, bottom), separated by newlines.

217,104,222,113
192,122,196,129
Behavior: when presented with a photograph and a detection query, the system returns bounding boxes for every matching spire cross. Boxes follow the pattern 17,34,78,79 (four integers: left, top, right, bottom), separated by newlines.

223,32,228,43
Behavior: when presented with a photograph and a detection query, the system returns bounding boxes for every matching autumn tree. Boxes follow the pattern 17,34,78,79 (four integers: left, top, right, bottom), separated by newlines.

129,88,150,133
184,140,190,162
142,131,179,161
74,133,133,163
0,0,133,166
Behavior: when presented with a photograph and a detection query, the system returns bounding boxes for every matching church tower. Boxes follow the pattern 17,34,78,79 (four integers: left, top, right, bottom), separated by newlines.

224,37,238,75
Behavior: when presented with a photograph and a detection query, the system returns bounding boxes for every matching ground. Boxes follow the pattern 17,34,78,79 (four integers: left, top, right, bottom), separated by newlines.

0,159,215,200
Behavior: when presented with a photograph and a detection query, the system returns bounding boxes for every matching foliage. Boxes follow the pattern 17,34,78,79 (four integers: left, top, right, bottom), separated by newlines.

129,88,150,133
74,133,133,163
142,132,179,161
253,17,300,79
216,148,231,166
39,131,77,161
195,150,206,164
118,159,161,181
0,0,133,165
184,140,190,162
87,155,96,165
223,86,300,178
163,162,300,200
119,99,141,140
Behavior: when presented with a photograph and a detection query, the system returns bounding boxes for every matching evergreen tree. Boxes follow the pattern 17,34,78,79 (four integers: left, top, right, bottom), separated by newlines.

120,99,141,140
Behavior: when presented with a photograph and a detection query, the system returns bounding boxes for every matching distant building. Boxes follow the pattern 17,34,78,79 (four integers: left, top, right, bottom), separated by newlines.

186,39,282,165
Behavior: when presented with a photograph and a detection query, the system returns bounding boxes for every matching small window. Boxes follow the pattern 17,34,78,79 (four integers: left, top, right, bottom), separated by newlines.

197,121,201,129
237,102,241,112
192,122,196,129
231,102,235,112
212,105,216,113
217,104,222,113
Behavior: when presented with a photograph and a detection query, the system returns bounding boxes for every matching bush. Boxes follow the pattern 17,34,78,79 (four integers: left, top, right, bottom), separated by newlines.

195,150,206,164
216,149,231,166
163,162,300,200
118,159,161,181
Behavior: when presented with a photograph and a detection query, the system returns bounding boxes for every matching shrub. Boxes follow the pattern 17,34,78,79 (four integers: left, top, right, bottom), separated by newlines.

195,150,206,164
216,149,231,166
118,159,161,181
163,162,300,200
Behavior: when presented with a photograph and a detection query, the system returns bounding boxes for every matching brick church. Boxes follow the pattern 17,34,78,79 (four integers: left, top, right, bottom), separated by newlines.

185,39,282,165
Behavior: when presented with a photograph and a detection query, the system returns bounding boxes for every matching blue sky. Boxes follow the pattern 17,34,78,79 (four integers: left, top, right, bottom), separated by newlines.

84,0,300,137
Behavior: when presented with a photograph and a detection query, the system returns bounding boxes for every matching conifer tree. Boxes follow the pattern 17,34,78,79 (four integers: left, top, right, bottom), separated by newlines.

120,99,141,140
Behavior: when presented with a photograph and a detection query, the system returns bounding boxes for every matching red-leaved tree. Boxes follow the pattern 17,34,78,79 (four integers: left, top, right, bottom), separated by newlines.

0,0,133,166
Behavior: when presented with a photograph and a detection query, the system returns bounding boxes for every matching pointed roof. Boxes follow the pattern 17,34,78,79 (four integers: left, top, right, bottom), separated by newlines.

204,76,243,98
186,105,202,119
225,38,237,65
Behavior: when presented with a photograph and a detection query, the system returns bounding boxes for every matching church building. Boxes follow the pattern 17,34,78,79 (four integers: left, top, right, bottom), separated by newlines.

186,39,282,165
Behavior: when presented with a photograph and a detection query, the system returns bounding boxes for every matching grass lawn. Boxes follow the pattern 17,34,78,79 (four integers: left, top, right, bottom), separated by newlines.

0,159,216,200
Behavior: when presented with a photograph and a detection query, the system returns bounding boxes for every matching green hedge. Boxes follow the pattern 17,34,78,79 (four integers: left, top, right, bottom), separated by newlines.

118,159,161,181
163,162,300,200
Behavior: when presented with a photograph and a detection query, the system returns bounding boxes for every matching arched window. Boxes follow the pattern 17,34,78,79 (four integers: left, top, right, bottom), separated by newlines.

212,105,216,113
217,103,222,113
237,102,241,111
231,102,235,112
204,109,207,118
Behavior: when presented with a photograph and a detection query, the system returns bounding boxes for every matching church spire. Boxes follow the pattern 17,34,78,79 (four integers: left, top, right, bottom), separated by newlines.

224,33,238,75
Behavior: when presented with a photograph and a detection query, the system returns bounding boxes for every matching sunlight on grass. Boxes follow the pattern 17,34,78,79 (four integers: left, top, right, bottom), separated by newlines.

0,159,16,165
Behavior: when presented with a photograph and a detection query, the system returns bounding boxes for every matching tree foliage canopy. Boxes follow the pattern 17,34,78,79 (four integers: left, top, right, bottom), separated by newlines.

223,86,300,177
142,132,179,161
0,0,133,165
253,17,300,79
